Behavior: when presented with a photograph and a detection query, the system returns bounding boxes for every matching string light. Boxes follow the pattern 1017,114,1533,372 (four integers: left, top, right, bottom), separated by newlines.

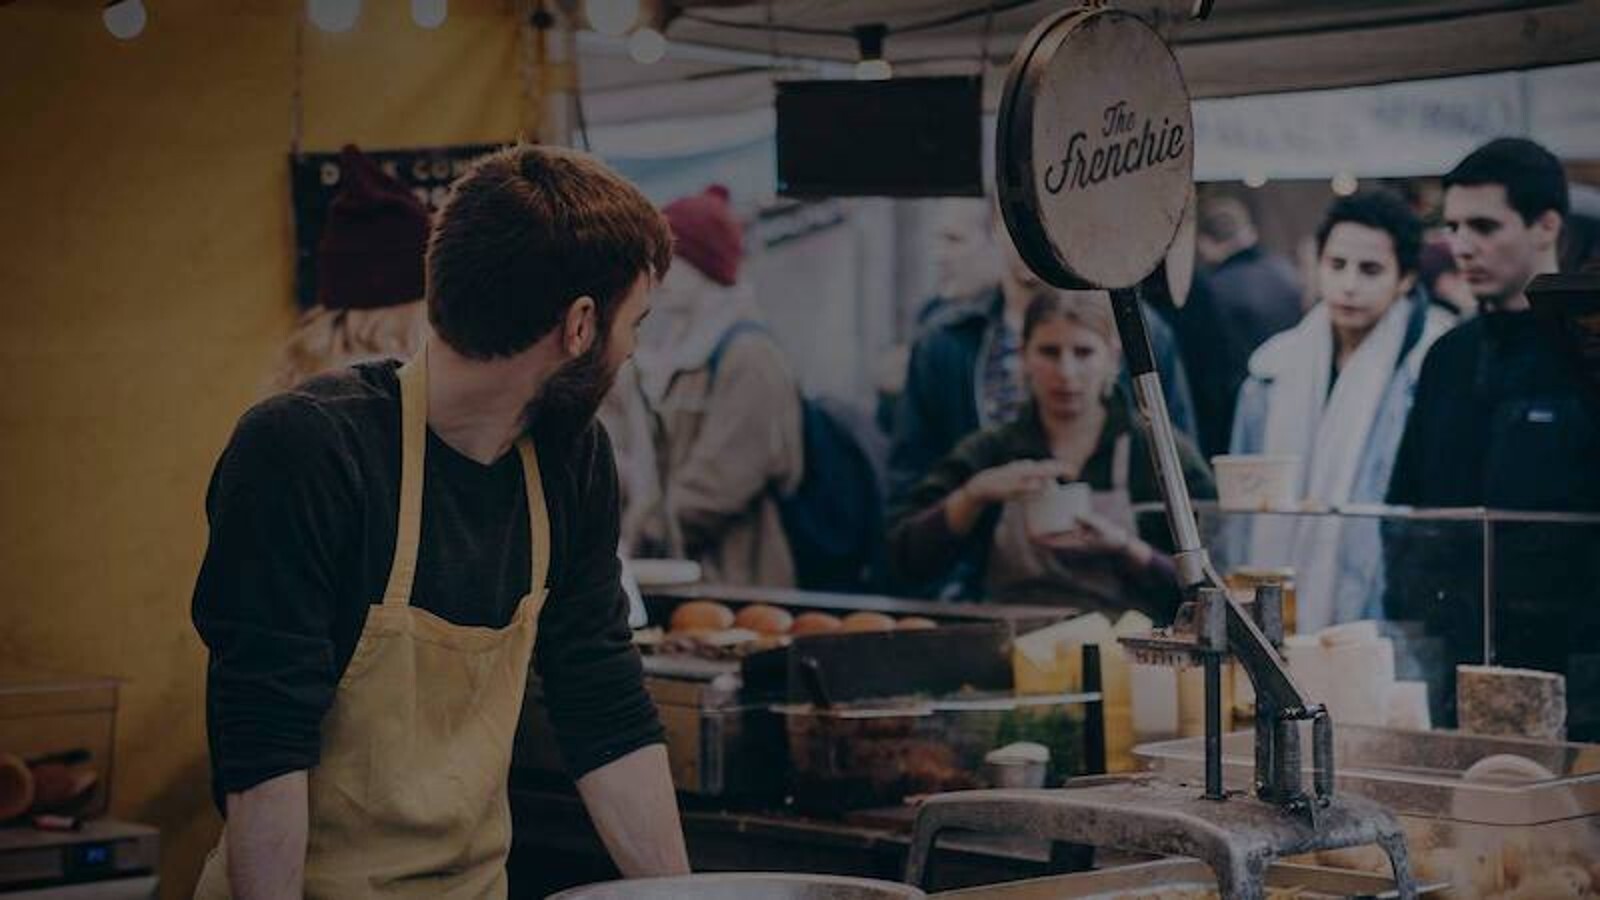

853,23,890,81
628,27,667,64
585,0,639,36
102,0,147,40
308,0,360,33
854,59,892,81
411,0,447,29
1243,169,1269,189
1331,172,1359,196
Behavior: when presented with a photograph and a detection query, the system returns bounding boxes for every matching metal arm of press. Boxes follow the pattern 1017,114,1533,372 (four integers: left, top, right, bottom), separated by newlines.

1106,285,1335,810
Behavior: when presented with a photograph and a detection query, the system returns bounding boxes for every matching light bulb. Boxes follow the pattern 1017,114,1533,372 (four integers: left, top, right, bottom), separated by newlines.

411,0,447,29
102,0,147,40
1243,169,1269,189
628,27,666,64
585,0,639,36
1331,172,1359,196
308,0,360,33
854,58,892,81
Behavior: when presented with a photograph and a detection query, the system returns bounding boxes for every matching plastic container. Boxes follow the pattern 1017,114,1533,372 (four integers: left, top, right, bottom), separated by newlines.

1134,725,1600,898
1024,480,1091,537
0,674,119,820
1211,454,1300,511
779,694,1089,814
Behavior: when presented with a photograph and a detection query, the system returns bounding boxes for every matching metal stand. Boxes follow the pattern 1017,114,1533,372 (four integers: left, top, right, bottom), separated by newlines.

903,287,1418,899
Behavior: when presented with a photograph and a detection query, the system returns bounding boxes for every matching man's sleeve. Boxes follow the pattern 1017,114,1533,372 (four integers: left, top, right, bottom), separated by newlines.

535,424,664,779
1385,354,1437,506
191,397,353,799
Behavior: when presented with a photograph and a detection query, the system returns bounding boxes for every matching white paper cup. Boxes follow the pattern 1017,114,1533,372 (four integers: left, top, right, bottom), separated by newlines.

1211,454,1301,511
1024,480,1091,537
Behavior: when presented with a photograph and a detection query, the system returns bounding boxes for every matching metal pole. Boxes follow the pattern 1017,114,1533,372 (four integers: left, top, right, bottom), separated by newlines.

1204,655,1224,800
1109,286,1207,587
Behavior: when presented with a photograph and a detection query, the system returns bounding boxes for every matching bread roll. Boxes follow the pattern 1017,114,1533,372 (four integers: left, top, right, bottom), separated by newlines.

896,616,937,631
734,603,794,636
841,611,896,633
669,600,734,633
791,612,843,636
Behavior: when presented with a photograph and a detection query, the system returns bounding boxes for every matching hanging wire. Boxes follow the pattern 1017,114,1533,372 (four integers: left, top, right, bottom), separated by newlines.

289,6,306,157
682,0,1042,38
765,0,779,74
567,16,592,150
976,0,996,77
517,0,537,142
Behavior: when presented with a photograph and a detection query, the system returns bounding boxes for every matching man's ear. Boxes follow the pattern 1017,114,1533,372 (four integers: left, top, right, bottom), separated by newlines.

1398,271,1418,297
562,296,598,358
1533,209,1563,251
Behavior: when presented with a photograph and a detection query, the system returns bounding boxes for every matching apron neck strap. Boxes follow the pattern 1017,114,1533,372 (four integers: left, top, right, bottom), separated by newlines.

516,437,551,594
384,348,553,605
384,350,429,604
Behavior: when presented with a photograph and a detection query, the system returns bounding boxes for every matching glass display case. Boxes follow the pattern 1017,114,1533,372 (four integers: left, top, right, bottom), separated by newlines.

1127,501,1600,742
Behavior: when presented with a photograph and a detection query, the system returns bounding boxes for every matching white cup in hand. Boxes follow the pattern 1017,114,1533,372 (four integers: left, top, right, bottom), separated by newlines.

1024,480,1091,537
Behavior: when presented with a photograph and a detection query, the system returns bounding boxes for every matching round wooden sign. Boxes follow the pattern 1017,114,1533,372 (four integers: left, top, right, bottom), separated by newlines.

997,7,1195,290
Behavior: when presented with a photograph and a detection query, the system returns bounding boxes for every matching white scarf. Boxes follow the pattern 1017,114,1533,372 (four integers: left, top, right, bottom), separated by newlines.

1249,299,1413,631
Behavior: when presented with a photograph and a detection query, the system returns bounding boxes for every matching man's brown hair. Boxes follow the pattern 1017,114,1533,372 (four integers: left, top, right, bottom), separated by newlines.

426,144,672,359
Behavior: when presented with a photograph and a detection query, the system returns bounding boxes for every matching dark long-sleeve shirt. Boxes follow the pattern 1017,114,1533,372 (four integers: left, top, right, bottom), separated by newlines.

1383,311,1600,738
192,361,662,811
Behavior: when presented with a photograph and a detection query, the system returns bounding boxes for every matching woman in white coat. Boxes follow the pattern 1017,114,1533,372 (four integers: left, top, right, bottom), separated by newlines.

1230,189,1455,631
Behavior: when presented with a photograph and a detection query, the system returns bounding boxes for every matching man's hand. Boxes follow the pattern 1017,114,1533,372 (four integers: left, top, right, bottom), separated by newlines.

576,744,689,878
225,771,308,900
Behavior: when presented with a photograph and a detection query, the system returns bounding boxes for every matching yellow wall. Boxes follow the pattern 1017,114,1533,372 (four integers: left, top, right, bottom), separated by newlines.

0,1,536,894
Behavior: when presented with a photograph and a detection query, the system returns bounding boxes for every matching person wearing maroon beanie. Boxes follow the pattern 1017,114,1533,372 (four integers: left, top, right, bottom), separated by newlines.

624,186,805,587
269,145,431,391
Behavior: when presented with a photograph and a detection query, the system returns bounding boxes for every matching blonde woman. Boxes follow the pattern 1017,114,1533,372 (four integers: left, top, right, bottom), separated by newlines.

888,289,1214,616
270,145,430,391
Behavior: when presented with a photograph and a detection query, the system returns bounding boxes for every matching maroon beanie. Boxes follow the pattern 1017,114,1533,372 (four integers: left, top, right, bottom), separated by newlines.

315,145,430,310
1418,240,1457,291
663,185,743,287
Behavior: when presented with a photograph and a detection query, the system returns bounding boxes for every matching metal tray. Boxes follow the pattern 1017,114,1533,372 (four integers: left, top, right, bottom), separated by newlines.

932,859,1446,898
549,872,926,899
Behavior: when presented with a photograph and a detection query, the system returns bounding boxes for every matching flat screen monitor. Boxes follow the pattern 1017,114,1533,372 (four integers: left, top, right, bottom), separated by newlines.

775,76,983,198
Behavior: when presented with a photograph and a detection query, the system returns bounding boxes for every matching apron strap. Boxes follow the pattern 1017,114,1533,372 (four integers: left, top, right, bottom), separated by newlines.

383,349,429,604
1112,432,1132,492
385,345,552,604
516,437,551,594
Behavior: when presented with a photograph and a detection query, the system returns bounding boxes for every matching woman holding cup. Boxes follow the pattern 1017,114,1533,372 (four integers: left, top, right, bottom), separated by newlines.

887,290,1214,617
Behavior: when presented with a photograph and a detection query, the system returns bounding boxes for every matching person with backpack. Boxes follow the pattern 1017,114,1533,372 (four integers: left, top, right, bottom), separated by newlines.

887,289,1214,617
632,186,806,587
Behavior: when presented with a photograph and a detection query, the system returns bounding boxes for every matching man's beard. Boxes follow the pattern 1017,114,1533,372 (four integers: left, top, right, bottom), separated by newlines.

526,337,619,447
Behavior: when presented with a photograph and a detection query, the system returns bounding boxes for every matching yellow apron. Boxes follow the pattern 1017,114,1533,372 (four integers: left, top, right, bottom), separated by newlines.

196,350,550,899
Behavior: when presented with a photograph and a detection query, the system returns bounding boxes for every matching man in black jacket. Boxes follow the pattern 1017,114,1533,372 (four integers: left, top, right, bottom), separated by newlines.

1386,138,1600,739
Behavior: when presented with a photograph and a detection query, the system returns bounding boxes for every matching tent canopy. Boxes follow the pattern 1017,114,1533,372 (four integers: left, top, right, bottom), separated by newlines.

578,0,1600,125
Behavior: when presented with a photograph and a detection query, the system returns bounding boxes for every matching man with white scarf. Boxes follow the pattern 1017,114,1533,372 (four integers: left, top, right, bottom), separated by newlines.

1229,190,1454,632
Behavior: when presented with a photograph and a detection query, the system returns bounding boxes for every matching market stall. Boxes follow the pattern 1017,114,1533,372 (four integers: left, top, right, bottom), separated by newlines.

526,1,1600,898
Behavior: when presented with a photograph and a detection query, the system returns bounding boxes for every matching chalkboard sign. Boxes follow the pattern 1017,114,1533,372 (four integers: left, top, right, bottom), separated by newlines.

1529,273,1600,420
289,143,504,308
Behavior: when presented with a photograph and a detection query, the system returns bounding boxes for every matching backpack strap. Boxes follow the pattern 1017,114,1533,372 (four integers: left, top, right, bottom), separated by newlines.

706,320,774,385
